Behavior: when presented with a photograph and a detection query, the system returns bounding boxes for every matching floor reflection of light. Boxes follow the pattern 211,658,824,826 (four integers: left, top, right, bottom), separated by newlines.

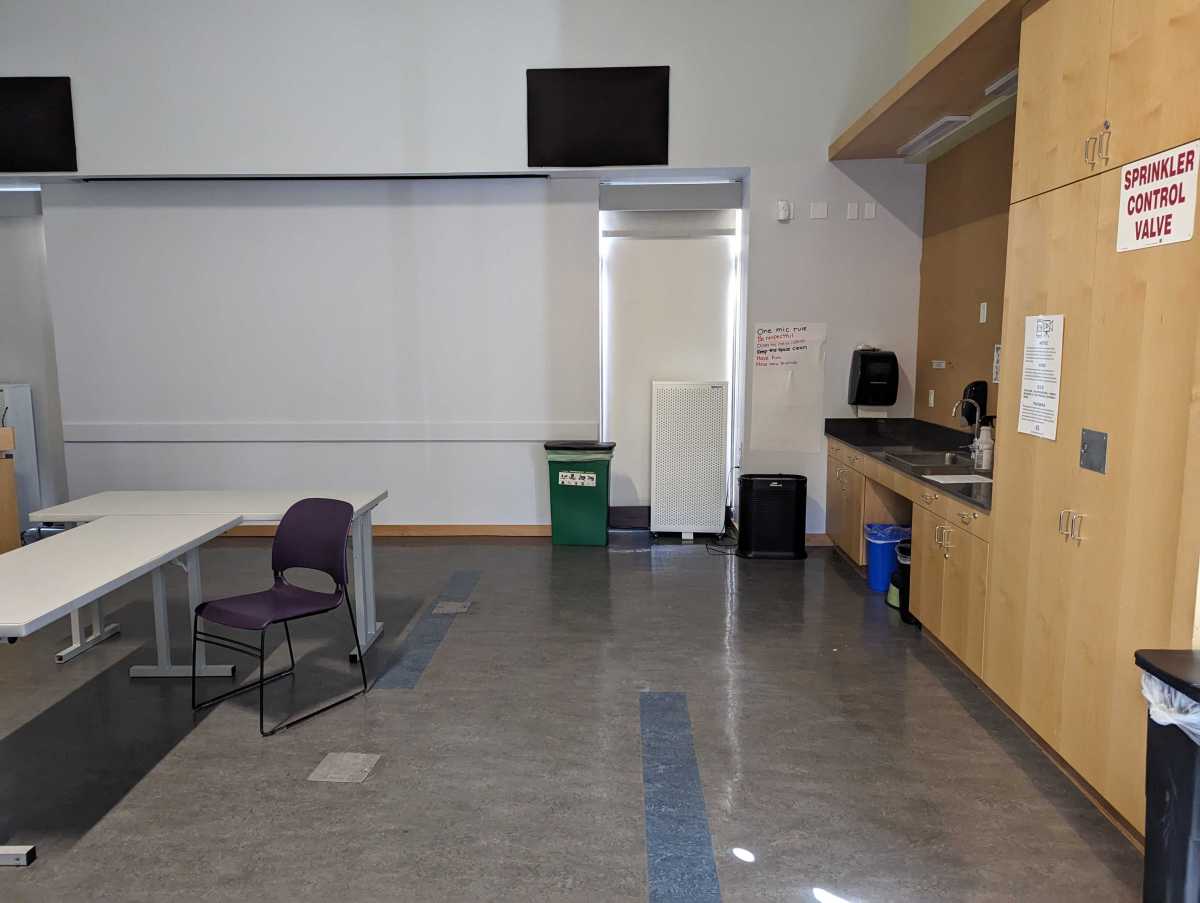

731,847,755,863
812,889,853,903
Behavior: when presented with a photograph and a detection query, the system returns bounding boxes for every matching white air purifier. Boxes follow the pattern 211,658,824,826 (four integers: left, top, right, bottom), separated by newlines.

650,380,729,538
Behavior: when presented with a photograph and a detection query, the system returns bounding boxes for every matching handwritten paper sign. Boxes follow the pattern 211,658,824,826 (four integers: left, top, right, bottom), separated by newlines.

1118,141,1198,252
1017,314,1063,441
749,322,826,453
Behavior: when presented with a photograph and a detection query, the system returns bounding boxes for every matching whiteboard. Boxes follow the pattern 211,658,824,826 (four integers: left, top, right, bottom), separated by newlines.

41,178,598,433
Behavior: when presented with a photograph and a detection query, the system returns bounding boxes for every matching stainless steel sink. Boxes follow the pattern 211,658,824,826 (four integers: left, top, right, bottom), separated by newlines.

881,449,976,474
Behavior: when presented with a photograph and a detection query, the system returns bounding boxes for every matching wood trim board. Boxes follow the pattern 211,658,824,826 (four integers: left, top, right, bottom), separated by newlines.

828,0,1023,160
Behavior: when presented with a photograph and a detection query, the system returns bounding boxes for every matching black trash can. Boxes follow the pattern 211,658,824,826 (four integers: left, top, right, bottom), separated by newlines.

894,540,916,626
1135,649,1200,903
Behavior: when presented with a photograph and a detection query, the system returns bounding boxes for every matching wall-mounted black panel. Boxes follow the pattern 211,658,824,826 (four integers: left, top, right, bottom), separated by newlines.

0,77,78,172
527,66,668,167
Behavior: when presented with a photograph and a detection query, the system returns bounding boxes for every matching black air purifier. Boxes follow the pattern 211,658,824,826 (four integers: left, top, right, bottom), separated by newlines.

737,474,807,559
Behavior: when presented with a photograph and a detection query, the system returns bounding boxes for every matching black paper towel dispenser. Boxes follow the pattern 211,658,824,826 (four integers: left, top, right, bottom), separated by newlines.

848,349,899,406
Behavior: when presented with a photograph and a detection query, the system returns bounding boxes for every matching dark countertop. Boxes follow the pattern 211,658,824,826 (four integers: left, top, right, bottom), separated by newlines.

825,417,993,512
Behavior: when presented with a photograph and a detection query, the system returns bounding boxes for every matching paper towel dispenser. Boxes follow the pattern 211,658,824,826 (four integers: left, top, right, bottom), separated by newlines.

848,349,899,406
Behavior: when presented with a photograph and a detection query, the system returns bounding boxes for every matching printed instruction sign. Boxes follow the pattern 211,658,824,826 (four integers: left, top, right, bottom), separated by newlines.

557,470,596,488
1017,314,1063,441
749,322,826,453
1118,141,1199,252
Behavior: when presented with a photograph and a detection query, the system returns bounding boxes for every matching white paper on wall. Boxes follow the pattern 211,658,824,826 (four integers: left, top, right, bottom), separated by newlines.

1017,314,1063,441
749,322,827,453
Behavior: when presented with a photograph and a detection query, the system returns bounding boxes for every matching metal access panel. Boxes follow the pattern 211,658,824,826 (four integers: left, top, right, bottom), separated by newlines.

0,384,41,530
650,380,728,535
1080,428,1108,475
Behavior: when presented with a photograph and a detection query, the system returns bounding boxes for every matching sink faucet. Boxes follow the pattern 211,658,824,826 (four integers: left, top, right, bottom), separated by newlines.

951,397,982,444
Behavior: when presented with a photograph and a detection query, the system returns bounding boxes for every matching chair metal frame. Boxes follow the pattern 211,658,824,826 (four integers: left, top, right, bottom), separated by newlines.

191,574,369,736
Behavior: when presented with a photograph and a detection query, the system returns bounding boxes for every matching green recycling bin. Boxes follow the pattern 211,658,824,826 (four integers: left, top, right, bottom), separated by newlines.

545,441,615,546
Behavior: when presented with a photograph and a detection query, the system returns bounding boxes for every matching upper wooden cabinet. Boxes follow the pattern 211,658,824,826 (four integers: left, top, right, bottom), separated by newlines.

1010,0,1114,202
1012,0,1200,201
1104,0,1200,170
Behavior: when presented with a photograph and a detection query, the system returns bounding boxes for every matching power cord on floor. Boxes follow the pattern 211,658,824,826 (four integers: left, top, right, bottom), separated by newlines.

705,535,739,556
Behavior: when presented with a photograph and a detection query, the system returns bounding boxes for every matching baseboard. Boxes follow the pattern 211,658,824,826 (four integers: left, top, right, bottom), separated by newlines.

923,631,1145,854
225,524,552,538
806,533,833,547
608,506,649,530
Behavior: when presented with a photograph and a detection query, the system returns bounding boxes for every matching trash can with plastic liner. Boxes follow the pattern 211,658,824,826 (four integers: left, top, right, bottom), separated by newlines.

1135,648,1200,902
864,523,911,593
544,441,615,546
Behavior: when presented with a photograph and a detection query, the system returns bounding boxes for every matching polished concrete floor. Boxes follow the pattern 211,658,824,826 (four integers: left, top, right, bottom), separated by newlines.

0,535,1142,901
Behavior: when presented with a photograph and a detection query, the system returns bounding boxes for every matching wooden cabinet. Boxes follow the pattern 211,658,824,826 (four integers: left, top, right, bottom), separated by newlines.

1010,0,1114,202
826,452,866,566
984,178,1101,726
1012,0,1200,201
910,503,990,670
1104,0,1200,171
909,504,946,633
986,162,1200,828
939,525,990,674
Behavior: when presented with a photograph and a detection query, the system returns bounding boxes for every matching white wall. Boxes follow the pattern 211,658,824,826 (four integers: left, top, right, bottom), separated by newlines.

42,178,598,524
7,0,925,530
2,1,916,178
603,227,737,507
0,193,69,508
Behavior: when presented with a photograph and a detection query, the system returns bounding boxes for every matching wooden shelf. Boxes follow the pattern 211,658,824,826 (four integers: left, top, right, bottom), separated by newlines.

828,0,1024,161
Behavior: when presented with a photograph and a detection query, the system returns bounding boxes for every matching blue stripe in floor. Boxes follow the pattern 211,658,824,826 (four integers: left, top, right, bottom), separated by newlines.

640,692,722,903
376,570,481,689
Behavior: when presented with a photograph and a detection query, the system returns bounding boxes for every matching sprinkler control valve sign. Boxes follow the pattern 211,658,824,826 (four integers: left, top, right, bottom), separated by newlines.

1117,140,1199,252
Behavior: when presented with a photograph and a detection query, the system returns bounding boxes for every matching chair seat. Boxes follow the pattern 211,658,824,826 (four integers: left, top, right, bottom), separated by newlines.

198,582,343,631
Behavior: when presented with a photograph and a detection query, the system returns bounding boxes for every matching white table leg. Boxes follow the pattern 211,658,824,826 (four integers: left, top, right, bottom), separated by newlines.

0,844,36,867
56,599,120,664
348,511,383,662
129,556,233,679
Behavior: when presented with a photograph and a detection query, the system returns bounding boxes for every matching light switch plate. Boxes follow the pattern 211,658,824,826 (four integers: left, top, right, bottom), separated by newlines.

809,201,828,220
1080,429,1108,474
846,201,859,220
863,201,877,219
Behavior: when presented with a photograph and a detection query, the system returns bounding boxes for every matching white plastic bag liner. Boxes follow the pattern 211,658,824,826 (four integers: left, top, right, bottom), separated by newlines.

1142,672,1200,745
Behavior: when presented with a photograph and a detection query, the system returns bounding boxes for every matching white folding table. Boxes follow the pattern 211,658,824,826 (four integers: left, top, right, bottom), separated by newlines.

30,490,388,663
0,513,241,867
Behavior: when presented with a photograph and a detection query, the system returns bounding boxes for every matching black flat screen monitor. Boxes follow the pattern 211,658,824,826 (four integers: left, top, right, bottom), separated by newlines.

0,77,77,172
527,66,668,167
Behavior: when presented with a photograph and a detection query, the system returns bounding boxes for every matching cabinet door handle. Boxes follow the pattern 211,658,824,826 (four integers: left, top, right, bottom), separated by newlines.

934,525,945,546
1069,512,1085,543
958,512,971,525
1083,135,1097,166
942,528,954,551
921,492,939,504
1058,509,1072,536
1097,127,1111,164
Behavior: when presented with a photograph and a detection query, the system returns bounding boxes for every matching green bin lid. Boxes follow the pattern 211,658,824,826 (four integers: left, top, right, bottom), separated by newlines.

544,440,615,451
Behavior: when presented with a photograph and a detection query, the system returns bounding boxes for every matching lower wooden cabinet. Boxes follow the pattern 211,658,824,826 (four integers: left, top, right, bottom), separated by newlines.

826,453,865,566
939,525,990,674
910,502,990,673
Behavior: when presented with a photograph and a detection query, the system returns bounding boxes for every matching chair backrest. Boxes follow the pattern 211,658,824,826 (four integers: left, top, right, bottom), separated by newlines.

271,497,354,587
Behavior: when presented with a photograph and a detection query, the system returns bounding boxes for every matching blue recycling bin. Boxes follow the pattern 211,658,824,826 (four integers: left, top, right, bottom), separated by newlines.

865,523,912,592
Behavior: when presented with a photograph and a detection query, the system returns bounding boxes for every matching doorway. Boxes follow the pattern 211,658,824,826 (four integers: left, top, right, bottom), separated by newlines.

599,190,745,528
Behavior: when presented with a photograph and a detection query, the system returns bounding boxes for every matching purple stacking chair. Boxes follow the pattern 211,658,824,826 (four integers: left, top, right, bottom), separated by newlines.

191,497,368,735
